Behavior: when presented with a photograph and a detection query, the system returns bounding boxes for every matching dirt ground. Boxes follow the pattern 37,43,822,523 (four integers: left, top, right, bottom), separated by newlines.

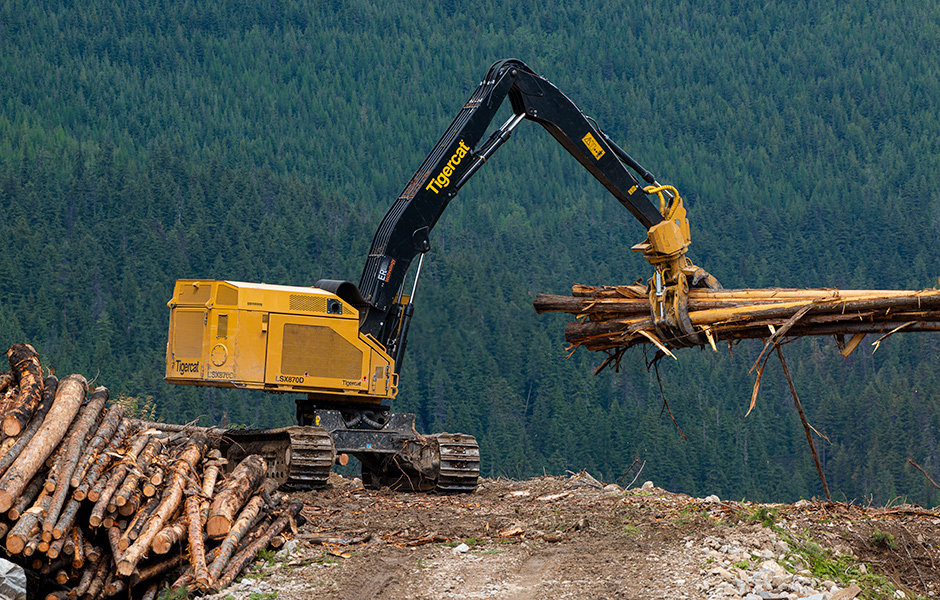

211,473,940,600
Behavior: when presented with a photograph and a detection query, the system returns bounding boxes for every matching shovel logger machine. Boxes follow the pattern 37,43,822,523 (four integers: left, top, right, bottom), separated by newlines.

165,59,719,493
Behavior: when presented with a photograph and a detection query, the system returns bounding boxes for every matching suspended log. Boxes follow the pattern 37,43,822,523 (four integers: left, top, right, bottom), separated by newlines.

2,343,45,437
536,285,940,357
206,454,267,538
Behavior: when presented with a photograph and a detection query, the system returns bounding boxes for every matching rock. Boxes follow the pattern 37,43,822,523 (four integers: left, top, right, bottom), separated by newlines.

452,543,470,555
603,484,621,493
704,494,721,503
830,583,863,600
0,559,25,600
641,481,655,491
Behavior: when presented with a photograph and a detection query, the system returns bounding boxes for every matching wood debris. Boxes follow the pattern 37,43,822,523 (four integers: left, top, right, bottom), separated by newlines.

0,345,304,599
534,284,940,366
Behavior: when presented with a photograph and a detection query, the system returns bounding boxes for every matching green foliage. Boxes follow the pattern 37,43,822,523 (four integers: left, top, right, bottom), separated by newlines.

1,0,940,506
870,529,898,550
157,587,191,600
746,507,779,528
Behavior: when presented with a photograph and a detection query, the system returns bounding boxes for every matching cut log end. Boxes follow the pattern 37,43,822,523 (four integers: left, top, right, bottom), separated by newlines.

1,417,22,438
116,560,136,577
206,515,233,539
0,490,13,513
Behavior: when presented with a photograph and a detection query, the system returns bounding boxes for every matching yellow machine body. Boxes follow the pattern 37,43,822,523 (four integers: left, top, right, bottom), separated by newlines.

165,279,398,404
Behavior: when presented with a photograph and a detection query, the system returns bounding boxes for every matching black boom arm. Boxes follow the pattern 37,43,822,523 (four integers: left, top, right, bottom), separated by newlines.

357,59,671,363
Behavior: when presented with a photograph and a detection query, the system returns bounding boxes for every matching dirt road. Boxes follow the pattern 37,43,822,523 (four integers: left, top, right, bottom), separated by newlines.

208,473,940,600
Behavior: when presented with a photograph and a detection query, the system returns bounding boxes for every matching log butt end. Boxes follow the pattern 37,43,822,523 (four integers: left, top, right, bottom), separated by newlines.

206,515,232,539
1,416,22,438
0,490,13,513
117,560,136,577
5,534,25,555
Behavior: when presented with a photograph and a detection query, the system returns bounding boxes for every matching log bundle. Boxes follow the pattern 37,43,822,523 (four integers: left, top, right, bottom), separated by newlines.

0,344,304,599
534,284,940,363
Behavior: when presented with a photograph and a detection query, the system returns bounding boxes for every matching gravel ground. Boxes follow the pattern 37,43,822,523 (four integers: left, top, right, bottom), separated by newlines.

206,473,940,600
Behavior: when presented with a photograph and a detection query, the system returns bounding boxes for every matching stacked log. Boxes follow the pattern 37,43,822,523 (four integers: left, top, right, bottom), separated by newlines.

534,284,940,360
0,346,304,599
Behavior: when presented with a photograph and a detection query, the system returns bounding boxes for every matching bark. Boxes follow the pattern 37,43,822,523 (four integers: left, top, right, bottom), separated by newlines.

2,343,44,437
117,488,142,517
151,518,186,555
85,559,111,600
131,553,184,587
7,474,45,520
0,374,87,513
52,498,81,540
46,530,68,559
119,493,158,550
206,454,267,538
207,478,278,583
72,526,85,569
215,499,304,590
0,375,57,479
187,494,211,589
44,386,109,533
88,433,151,520
114,437,163,507
6,486,49,553
70,404,125,487
72,418,134,501
117,432,207,576
73,554,105,598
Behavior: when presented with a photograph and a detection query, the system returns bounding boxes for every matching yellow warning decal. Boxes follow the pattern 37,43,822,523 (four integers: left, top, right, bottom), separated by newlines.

582,132,605,160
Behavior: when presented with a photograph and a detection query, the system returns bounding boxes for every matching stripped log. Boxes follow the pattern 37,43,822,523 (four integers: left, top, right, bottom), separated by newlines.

7,489,48,553
0,374,87,513
117,432,208,576
44,386,109,534
206,454,267,538
73,417,134,501
214,499,304,590
186,494,211,588
114,437,163,507
0,375,57,479
71,527,85,570
2,343,45,437
206,478,278,583
70,404,125,487
8,475,45,521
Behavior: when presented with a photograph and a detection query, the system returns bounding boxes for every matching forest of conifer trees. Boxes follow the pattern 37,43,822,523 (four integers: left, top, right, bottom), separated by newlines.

1,0,939,505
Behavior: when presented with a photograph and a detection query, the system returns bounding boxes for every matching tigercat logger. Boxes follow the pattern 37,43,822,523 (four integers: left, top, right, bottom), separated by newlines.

164,59,719,493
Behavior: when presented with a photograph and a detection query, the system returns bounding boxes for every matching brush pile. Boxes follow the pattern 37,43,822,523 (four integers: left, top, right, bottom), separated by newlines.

535,284,940,367
0,344,303,600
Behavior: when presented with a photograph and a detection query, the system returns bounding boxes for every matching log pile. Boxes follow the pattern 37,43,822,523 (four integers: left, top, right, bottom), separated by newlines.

0,344,304,599
535,284,940,366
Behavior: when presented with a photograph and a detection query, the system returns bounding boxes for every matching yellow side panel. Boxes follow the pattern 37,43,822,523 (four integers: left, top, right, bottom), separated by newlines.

265,314,368,391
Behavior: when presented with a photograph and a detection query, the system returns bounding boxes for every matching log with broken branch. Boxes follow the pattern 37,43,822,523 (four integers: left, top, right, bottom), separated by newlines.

534,284,940,358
